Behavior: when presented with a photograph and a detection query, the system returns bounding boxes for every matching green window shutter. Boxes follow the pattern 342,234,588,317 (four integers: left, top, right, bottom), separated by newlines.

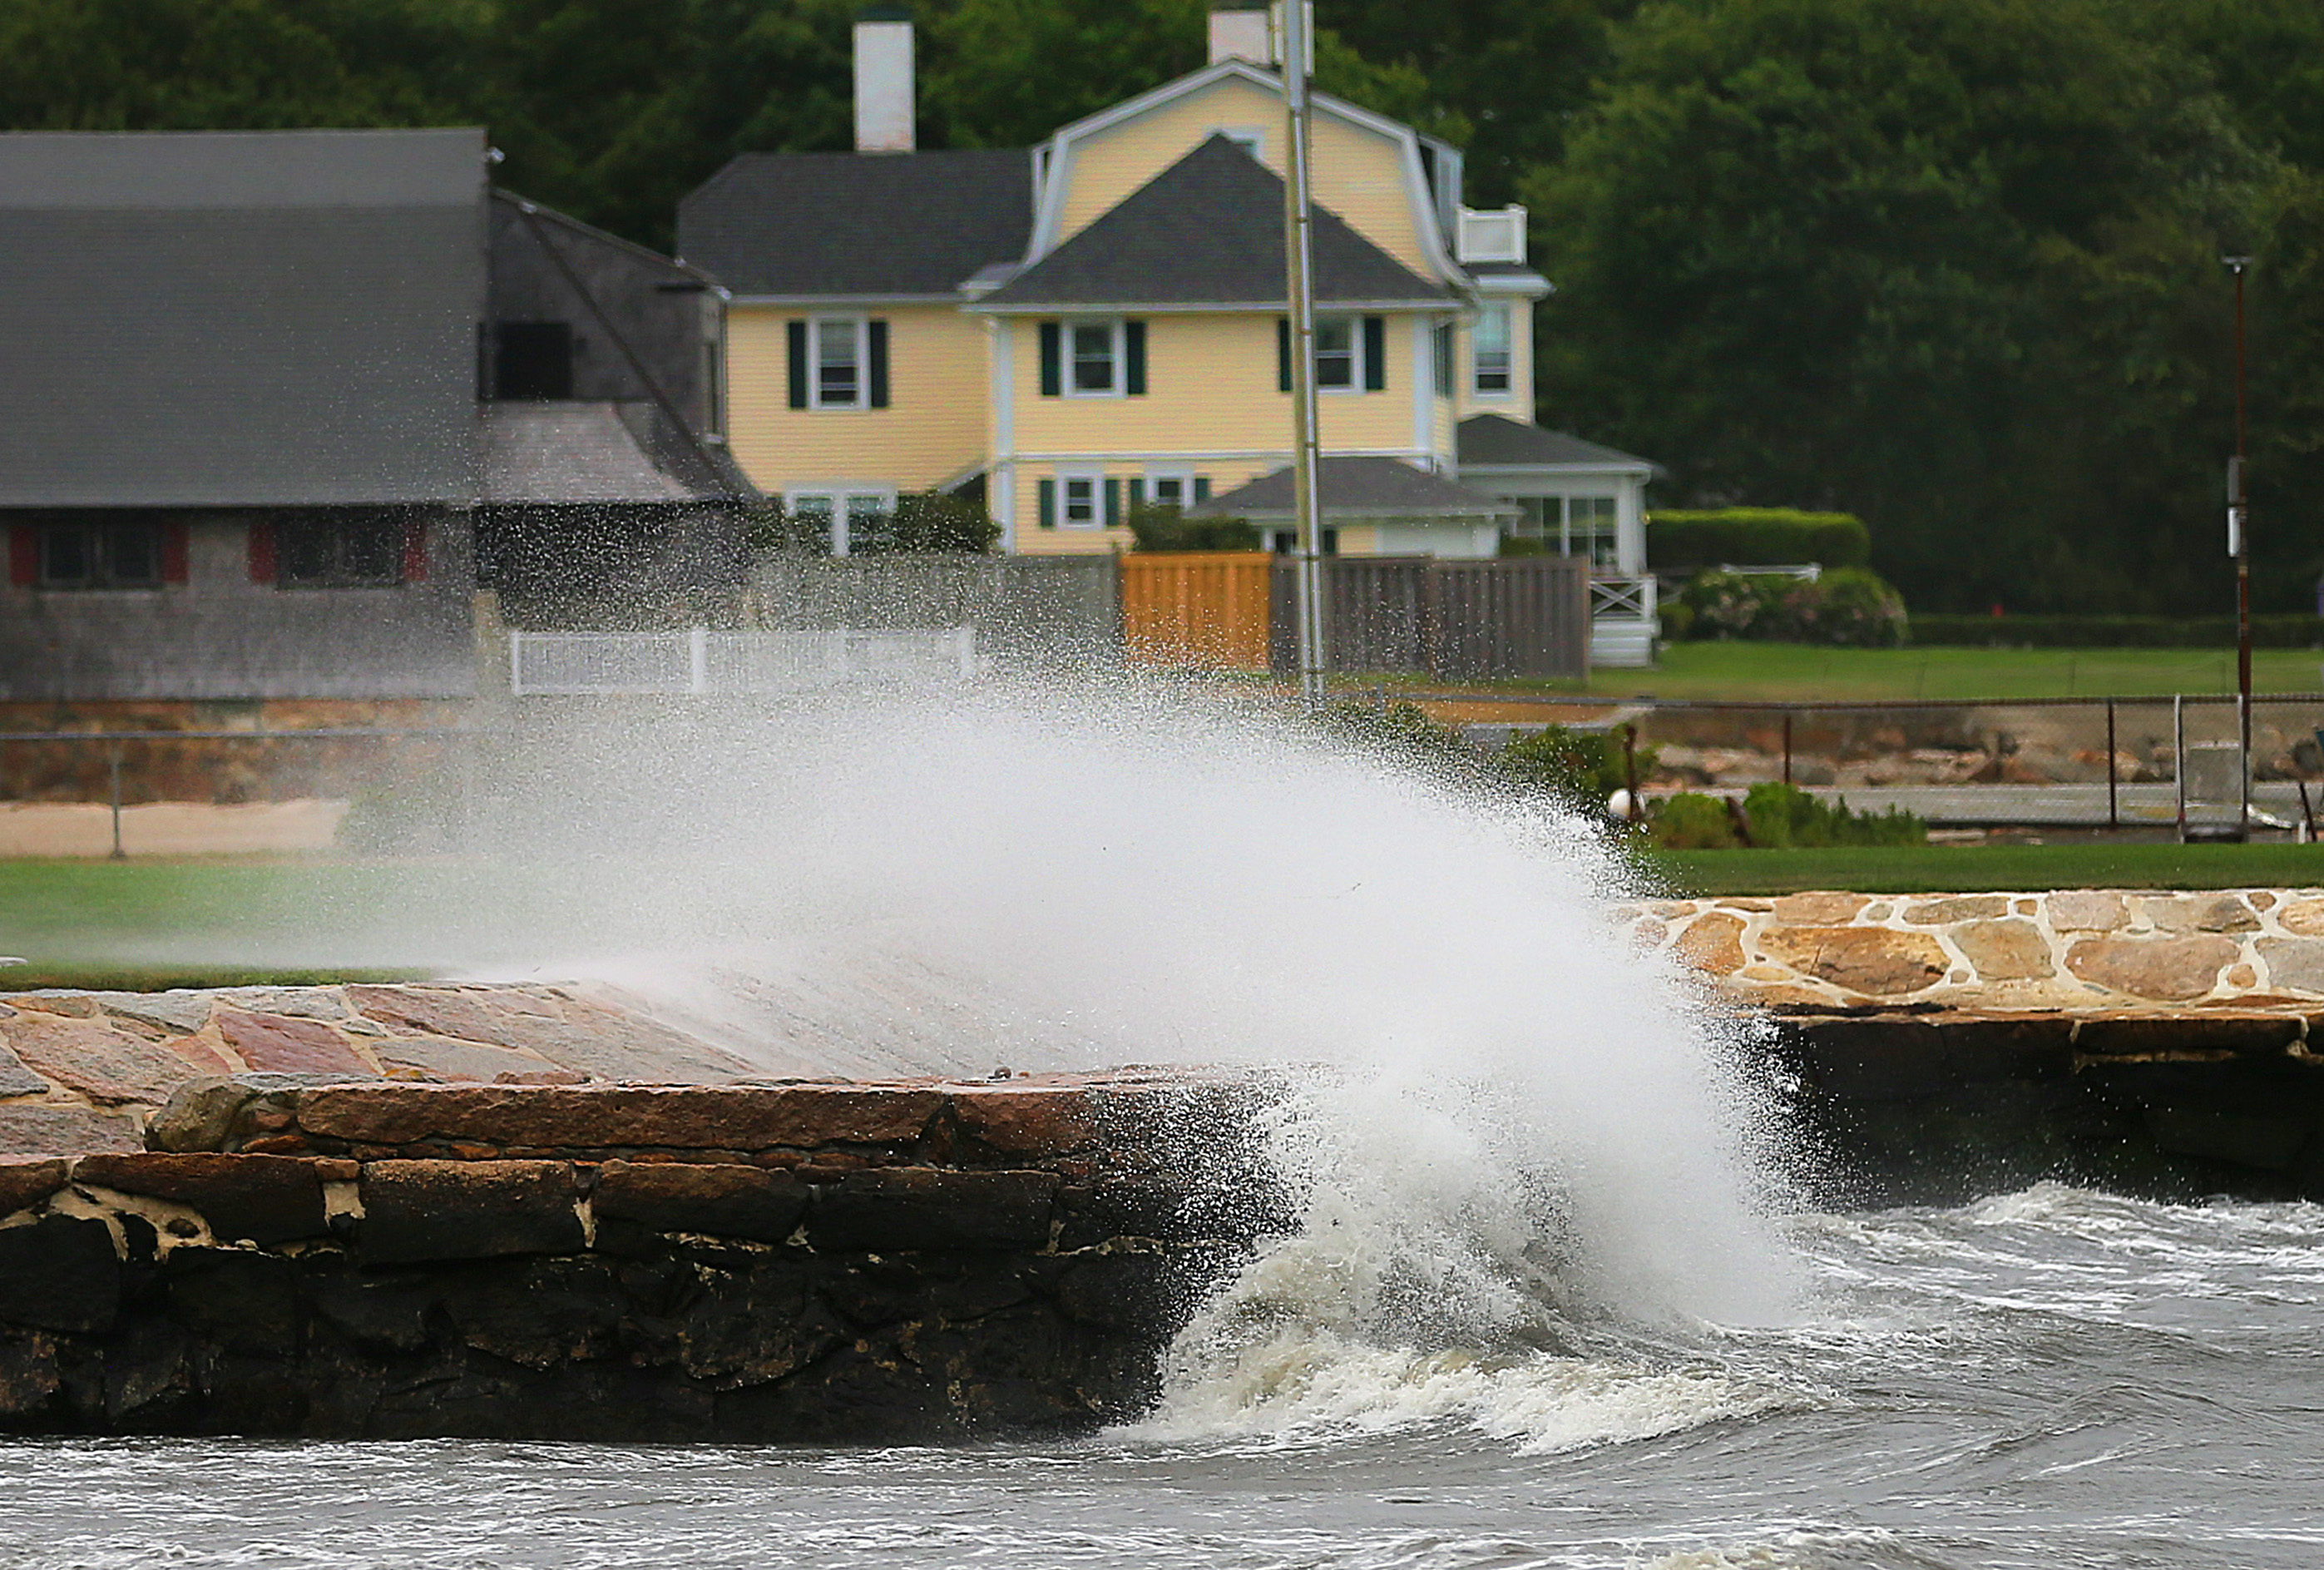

787,320,808,409
1362,315,1386,391
1193,476,1211,502
1277,318,1291,392
1039,322,1061,397
867,319,890,408
1125,319,1147,395
1037,478,1056,529
1129,476,1146,507
1104,478,1123,528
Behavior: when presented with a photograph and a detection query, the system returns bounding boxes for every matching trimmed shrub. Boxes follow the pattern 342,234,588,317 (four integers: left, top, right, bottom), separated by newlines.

1675,567,1907,647
1743,782,1924,847
1910,612,2324,648
1648,508,1872,570
1647,791,1743,849
1128,503,1260,552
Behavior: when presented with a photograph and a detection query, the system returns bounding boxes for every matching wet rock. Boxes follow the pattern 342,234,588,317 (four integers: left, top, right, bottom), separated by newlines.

214,1011,378,1077
1902,895,2009,925
358,1160,585,1263
1673,911,1747,975
806,1168,1058,1253
0,1106,140,1156
0,1012,229,1105
596,1161,807,1243
1952,919,2055,983
2072,1013,2301,1057
146,1073,350,1153
946,1087,1099,1161
0,1158,67,1217
344,985,751,1082
1758,927,1948,997
296,1084,946,1153
2063,935,2238,1001
72,1152,330,1245
370,1036,571,1084
0,1216,121,1332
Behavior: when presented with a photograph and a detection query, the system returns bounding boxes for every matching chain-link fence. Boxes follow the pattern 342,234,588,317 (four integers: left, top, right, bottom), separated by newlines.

1455,693,2324,831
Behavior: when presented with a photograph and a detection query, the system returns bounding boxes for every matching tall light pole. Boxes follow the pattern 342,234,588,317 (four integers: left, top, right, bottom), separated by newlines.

1278,0,1326,709
2225,254,2252,837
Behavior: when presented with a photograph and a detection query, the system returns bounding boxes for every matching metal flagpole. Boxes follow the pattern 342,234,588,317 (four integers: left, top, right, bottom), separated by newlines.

1279,0,1326,709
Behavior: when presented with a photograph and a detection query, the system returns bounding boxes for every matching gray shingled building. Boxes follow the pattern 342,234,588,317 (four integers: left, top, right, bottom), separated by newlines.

0,128,753,706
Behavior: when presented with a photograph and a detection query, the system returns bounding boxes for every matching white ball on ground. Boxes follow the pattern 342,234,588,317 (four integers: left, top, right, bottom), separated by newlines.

1606,790,1634,822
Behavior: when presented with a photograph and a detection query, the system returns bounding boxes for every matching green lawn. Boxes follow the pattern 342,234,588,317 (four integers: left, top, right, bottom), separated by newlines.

1374,641,2324,704
1644,840,2324,897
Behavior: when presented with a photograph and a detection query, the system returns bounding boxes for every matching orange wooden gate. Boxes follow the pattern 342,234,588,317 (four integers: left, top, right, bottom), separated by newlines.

1118,552,1273,668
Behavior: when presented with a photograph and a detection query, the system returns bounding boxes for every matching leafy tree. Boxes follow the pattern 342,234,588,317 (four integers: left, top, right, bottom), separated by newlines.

1530,0,2279,614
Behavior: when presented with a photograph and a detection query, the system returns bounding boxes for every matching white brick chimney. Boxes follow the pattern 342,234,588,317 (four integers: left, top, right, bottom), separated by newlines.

1208,2,1273,66
853,6,915,154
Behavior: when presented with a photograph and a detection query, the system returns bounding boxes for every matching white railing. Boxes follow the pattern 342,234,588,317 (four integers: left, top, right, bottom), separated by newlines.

1589,573,1659,669
509,626,977,696
1456,205,1527,263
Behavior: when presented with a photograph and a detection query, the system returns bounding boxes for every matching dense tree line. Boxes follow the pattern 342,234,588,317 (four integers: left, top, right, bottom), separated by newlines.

5,0,2318,613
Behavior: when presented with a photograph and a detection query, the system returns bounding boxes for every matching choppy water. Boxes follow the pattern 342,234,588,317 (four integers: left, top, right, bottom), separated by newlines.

4,1184,2316,1570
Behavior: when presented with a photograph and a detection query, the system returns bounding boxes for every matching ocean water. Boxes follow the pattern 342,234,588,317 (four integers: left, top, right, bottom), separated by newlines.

3,1186,2317,1570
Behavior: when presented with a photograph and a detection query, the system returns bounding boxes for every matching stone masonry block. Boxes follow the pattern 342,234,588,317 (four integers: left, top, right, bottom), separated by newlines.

806,1168,1058,1253
358,1160,584,1263
72,1152,330,1245
595,1161,808,1243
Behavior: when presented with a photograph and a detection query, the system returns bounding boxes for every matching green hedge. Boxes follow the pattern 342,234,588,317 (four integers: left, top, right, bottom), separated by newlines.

1910,613,2324,648
1647,508,1872,570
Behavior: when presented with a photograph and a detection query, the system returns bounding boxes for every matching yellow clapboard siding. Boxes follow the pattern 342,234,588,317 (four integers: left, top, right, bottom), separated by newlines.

1001,314,1430,461
725,304,989,497
1055,77,1436,280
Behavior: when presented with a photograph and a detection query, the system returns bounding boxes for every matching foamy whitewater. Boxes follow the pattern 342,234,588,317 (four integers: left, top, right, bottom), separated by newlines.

17,681,2320,1567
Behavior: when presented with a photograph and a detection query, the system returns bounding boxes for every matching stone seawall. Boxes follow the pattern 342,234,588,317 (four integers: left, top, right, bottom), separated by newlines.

0,1078,1281,1441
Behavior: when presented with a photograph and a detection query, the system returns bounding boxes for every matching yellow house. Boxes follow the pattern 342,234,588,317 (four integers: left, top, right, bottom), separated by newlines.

678,5,1609,566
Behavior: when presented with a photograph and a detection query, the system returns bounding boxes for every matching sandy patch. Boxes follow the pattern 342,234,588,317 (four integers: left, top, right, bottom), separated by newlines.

0,800,350,857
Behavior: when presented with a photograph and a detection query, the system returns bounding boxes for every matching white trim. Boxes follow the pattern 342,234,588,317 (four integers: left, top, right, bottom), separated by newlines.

995,460,1016,552
1459,462,1658,480
1312,314,1362,394
728,293,957,307
1471,302,1513,399
1467,271,1551,298
808,315,869,410
1062,317,1127,399
989,315,1017,552
1014,444,1431,463
1409,316,1433,463
1054,465,1106,530
1140,467,1197,510
965,297,1446,316
784,485,897,557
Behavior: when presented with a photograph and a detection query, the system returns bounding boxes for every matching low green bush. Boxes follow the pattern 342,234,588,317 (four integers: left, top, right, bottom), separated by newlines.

1648,508,1872,570
1676,567,1907,647
1741,781,1925,847
1909,612,2324,648
1500,723,1656,805
1128,503,1260,552
750,492,999,554
1647,792,1742,849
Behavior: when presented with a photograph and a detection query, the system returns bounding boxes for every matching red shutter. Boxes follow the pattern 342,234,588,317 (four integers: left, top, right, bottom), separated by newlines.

401,517,428,582
8,524,36,586
161,520,190,584
247,519,276,583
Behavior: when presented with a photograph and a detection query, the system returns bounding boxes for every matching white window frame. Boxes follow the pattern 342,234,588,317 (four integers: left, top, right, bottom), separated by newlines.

1064,319,1125,399
1313,314,1362,394
1472,305,1513,396
1056,468,1105,529
810,316,868,409
787,486,896,556
1141,468,1195,511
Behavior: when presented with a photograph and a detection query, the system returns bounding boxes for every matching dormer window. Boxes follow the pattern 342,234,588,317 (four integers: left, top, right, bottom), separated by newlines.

1473,305,1512,395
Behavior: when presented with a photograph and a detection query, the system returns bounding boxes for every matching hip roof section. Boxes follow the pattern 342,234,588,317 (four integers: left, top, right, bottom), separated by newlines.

0,127,487,508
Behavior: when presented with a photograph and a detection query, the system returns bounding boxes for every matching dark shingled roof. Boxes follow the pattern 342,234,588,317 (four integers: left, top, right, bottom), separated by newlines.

1457,414,1657,471
0,127,485,508
678,148,1033,297
1186,456,1512,519
979,135,1451,310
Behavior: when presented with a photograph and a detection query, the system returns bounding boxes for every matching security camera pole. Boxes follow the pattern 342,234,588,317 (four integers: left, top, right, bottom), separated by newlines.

1279,0,1326,708
2225,254,2252,837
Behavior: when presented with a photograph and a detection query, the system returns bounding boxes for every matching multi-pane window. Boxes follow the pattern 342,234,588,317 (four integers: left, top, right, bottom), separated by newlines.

278,515,407,587
1313,317,1357,389
1143,472,1192,509
814,319,863,407
788,490,896,556
1069,322,1120,395
1510,495,1619,567
1061,475,1100,527
1473,305,1512,394
40,520,161,587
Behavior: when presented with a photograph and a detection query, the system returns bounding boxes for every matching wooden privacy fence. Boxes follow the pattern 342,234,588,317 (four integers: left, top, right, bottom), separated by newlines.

1120,552,1274,668
1124,553,1588,678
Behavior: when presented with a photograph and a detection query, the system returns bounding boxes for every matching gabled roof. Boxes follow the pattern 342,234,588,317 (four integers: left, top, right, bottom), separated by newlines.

977,136,1450,311
0,127,485,508
677,148,1032,298
484,403,741,504
1185,456,1513,520
1457,415,1659,473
